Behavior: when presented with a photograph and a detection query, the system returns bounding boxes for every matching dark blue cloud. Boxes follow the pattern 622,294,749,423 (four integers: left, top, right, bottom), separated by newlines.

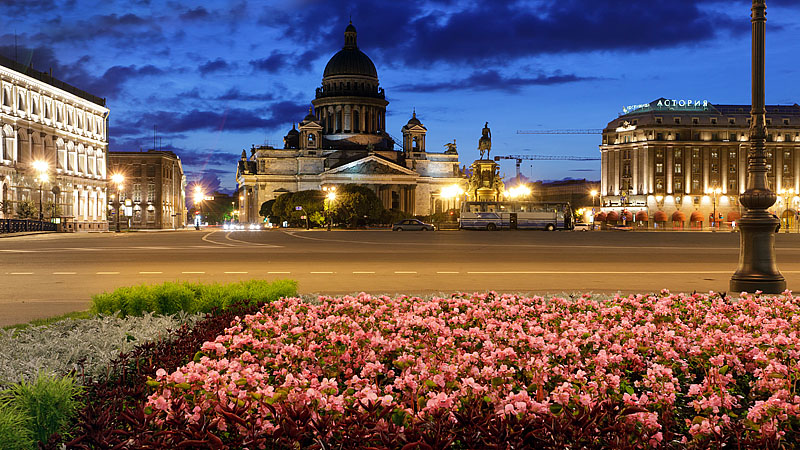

249,50,319,74
199,58,234,75
179,6,210,20
395,70,598,93
113,101,308,136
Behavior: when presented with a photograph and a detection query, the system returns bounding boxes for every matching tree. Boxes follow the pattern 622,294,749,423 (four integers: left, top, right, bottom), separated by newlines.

16,200,36,219
272,191,325,227
332,184,385,227
260,200,276,220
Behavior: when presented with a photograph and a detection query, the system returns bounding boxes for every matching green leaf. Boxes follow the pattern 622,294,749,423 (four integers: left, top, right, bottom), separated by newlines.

175,382,191,390
549,404,563,415
193,351,205,362
692,416,706,425
424,380,438,389
146,379,161,388
391,409,407,427
719,365,729,375
235,378,248,386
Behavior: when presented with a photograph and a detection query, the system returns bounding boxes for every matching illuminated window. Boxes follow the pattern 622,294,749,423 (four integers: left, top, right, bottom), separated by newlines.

675,163,682,174
656,163,663,174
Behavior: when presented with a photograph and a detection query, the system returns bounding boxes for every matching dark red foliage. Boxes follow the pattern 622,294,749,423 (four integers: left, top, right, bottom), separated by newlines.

50,301,789,450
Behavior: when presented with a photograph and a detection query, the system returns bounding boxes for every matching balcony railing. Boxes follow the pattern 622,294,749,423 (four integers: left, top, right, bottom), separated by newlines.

0,219,57,233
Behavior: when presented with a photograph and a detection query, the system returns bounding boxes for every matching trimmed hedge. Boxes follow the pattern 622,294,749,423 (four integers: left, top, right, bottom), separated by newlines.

90,279,298,316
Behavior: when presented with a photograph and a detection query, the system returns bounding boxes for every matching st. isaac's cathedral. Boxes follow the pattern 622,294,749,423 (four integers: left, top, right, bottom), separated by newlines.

236,23,464,221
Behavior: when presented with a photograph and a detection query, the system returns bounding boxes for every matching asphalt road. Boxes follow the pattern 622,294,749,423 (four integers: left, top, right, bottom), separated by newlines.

2,228,800,326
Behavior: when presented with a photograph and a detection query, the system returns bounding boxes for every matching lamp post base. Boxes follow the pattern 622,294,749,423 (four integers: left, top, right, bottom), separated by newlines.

730,214,786,294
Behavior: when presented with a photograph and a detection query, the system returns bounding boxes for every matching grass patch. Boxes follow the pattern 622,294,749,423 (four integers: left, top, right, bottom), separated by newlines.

91,279,298,316
0,405,33,450
0,373,82,446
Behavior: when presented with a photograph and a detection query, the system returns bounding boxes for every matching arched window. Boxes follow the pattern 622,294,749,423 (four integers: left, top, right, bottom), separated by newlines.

413,136,419,151
353,110,360,132
308,133,316,148
17,94,25,112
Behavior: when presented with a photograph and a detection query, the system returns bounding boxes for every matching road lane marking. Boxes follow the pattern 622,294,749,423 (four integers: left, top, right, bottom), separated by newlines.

224,271,248,274
437,271,459,274
353,271,375,274
182,271,205,274
311,271,334,274
465,270,741,274
139,271,163,274
201,231,236,247
10,272,33,275
96,272,119,275
268,271,291,274
52,272,76,275
225,232,283,248
394,271,417,274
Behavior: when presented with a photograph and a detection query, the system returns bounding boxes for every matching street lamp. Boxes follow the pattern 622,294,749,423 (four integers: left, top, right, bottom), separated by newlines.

778,187,794,233
590,189,599,230
32,160,49,221
731,0,785,293
323,186,336,231
110,173,124,233
705,186,722,230
193,185,204,230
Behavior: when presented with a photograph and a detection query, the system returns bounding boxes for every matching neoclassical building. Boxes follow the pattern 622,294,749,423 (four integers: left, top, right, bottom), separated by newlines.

600,98,800,227
0,55,109,230
236,23,462,221
107,150,187,229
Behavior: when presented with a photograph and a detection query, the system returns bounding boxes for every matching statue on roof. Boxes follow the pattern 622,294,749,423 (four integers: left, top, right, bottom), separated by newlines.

478,122,491,159
444,139,457,154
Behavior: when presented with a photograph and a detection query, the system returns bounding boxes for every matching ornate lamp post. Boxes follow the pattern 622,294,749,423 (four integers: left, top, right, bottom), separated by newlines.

778,187,794,233
323,186,336,231
705,186,722,230
32,160,49,221
590,189,598,230
193,185,204,230
110,173,124,233
730,0,786,293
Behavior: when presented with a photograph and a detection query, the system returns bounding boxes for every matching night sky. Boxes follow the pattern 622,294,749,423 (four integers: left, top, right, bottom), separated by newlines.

3,0,800,193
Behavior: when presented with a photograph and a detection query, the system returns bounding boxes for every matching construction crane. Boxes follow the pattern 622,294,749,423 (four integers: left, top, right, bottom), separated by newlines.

516,129,603,134
494,154,601,180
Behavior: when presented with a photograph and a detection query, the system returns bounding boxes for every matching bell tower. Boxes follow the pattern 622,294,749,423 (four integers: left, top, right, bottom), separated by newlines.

402,110,427,154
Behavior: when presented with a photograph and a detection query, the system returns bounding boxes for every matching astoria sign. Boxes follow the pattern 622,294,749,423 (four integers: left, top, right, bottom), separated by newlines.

622,98,710,115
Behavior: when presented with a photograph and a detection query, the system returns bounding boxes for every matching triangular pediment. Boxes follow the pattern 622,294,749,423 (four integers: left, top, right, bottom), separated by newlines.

324,155,418,176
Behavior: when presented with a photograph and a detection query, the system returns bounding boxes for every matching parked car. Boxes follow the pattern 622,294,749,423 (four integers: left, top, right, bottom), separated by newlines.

393,219,435,231
573,222,591,231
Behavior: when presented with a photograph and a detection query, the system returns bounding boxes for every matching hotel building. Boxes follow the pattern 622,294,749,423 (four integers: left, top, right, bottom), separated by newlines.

600,98,800,227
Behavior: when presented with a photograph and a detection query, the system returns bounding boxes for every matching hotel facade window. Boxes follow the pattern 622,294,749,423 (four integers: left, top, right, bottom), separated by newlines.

600,99,800,226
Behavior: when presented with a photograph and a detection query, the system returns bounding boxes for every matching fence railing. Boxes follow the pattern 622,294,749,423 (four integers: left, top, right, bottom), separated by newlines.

0,219,57,234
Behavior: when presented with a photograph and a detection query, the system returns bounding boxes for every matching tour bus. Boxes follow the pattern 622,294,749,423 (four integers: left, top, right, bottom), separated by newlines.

459,201,574,231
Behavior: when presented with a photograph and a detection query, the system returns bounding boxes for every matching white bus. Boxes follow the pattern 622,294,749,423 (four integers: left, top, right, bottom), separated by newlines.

459,201,574,231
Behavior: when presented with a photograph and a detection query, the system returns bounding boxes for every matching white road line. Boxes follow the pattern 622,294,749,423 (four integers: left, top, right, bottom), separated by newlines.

201,231,236,247
465,270,740,275
139,271,163,274
437,271,460,274
268,271,291,274
224,271,248,274
52,272,76,275
225,232,284,248
311,271,334,274
96,271,119,275
353,271,375,274
10,272,33,275
394,271,417,274
182,271,205,274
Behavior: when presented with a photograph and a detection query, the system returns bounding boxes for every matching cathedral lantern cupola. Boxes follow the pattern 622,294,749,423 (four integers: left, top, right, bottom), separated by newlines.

402,110,427,155
283,124,299,149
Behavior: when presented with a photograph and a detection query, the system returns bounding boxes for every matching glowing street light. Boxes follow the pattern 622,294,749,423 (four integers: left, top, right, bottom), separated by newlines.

193,184,205,230
110,173,125,232
503,185,531,199
32,160,49,221
323,186,337,231
705,186,722,230
779,187,795,233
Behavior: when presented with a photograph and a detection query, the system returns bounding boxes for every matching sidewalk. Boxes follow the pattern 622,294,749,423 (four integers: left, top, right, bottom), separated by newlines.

0,231,56,239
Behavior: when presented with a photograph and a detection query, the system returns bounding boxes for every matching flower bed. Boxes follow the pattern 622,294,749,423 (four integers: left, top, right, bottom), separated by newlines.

144,291,800,448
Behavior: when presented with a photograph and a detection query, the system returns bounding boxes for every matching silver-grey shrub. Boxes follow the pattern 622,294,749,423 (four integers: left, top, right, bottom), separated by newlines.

0,312,202,387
